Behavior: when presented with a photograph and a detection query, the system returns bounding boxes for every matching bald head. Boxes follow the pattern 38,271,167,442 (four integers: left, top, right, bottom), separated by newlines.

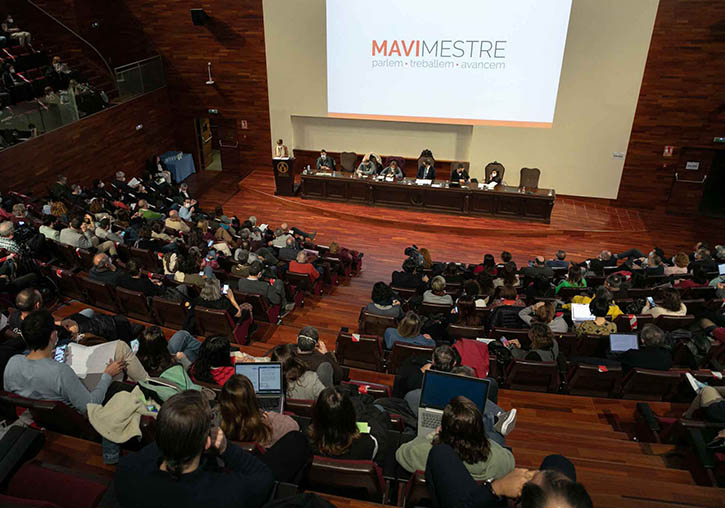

296,251,307,263
16,288,42,312
280,222,289,231
93,253,110,268
169,209,179,219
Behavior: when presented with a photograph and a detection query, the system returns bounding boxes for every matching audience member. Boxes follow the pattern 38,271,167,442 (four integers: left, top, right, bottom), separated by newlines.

509,323,560,362
555,265,586,294
89,253,130,285
295,326,344,386
518,302,568,333
620,324,672,372
423,275,454,305
575,297,617,336
383,311,435,350
665,252,690,276
237,261,291,310
546,250,568,268
365,281,403,319
190,336,234,387
270,344,326,400
643,288,687,318
392,258,429,293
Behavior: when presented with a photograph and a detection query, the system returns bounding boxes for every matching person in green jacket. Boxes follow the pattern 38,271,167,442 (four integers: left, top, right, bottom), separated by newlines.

395,396,515,481
554,265,587,295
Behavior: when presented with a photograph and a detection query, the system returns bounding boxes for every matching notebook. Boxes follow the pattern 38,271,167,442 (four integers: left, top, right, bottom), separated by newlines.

417,370,490,437
609,334,639,352
235,362,284,413
66,341,120,379
571,303,595,323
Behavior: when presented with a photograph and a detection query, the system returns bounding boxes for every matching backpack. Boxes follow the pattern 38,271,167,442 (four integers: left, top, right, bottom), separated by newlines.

138,364,212,404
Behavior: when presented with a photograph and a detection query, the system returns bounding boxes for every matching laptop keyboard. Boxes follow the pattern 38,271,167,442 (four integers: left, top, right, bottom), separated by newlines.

421,412,441,430
258,397,281,411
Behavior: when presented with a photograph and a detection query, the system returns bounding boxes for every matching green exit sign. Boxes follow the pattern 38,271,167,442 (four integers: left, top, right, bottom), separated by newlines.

714,137,725,143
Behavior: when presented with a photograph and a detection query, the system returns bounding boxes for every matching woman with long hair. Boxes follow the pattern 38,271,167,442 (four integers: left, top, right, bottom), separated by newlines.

269,344,325,400
555,265,586,295
644,287,687,318
365,281,403,319
396,396,514,480
383,311,435,350
137,326,189,377
190,335,234,386
308,387,380,461
220,374,298,448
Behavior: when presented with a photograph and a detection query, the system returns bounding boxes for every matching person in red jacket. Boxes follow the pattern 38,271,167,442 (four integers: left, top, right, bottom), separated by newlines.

288,251,321,280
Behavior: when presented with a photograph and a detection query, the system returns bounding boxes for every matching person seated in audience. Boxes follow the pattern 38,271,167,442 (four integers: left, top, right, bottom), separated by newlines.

555,265,587,294
365,281,403,320
231,249,252,278
419,247,434,271
95,217,124,243
0,221,20,254
675,265,709,289
274,138,289,158
546,249,569,268
493,261,519,288
417,159,436,180
278,236,300,262
60,215,117,256
270,344,326,400
392,257,429,293
383,311,435,350
689,246,718,274
270,227,293,248
173,255,207,289
443,262,465,284
569,285,623,320
134,199,164,221
179,198,195,221
423,275,454,305
450,163,470,184
60,306,142,344
490,284,526,308
38,215,60,241
499,251,516,269
683,372,725,423
518,301,568,333
520,256,554,280
295,326,343,386
451,295,485,328
1,15,31,47
509,323,560,362
89,253,131,286
279,221,316,242
426,444,592,508
190,335,235,387
137,326,196,376
165,209,190,233
117,260,165,297
315,149,336,171
308,386,384,463
575,297,617,336
643,287,687,318
619,324,672,372
237,261,292,310
150,220,175,243
3,310,138,414
6,288,43,335
380,159,404,180
665,251,690,276
192,278,249,323
394,344,460,399
50,175,71,202
356,156,378,176
115,390,275,508
473,253,497,276
396,396,515,480
220,374,300,448
584,249,617,275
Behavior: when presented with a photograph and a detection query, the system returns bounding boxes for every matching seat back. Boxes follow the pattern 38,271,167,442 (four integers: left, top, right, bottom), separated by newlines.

655,314,696,332
390,285,417,302
557,286,591,300
51,241,80,269
383,156,406,174
307,456,386,502
417,302,453,317
387,343,434,374
681,299,706,317
615,313,654,332
130,247,162,272
446,323,486,340
358,308,398,337
628,288,656,299
284,398,315,418
504,359,559,392
567,363,622,397
115,287,157,323
400,470,430,508
8,462,108,508
682,286,716,300
340,152,357,172
50,267,85,301
75,248,95,271
573,334,608,357
417,156,435,172
489,328,531,347
341,380,391,399
285,272,320,295
194,306,235,337
151,296,187,328
519,167,541,188
335,330,384,372
619,368,681,401
233,289,279,323
449,161,470,175
74,276,120,312
0,391,100,441
484,161,505,182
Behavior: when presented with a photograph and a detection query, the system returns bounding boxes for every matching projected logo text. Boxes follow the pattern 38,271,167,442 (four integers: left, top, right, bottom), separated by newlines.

371,39,507,70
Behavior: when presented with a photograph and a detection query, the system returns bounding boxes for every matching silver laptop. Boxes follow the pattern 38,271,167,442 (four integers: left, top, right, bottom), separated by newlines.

609,333,639,353
417,370,490,437
235,362,284,413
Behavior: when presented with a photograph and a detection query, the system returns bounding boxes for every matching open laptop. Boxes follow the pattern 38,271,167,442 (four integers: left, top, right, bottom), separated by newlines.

417,370,490,437
719,263,725,276
609,333,639,353
235,362,284,413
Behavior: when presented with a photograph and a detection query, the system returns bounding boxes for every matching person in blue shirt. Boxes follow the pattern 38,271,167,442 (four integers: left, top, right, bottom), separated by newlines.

384,311,435,350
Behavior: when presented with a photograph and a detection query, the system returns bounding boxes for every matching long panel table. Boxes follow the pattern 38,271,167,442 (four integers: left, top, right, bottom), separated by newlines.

300,172,555,223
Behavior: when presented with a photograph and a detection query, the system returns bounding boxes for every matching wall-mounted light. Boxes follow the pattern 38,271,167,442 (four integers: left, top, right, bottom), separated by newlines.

206,62,215,85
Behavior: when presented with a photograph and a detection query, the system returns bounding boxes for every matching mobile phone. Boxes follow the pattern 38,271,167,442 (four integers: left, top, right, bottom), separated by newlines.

199,271,204,276
54,344,67,362
120,231,125,237
207,239,214,247
646,296,656,307
18,221,24,226
130,339,140,353
222,284,229,295
500,337,511,349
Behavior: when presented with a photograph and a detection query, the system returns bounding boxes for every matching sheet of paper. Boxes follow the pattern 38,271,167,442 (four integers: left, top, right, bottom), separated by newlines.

67,341,119,379
571,303,595,322
356,422,370,434
415,179,432,185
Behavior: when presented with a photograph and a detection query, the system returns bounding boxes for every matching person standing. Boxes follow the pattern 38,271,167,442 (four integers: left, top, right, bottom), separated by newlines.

274,139,289,158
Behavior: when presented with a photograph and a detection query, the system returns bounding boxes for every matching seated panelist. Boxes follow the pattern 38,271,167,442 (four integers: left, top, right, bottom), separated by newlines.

417,159,436,180
315,149,336,171
380,160,404,180
356,156,378,176
487,169,502,185
450,164,470,184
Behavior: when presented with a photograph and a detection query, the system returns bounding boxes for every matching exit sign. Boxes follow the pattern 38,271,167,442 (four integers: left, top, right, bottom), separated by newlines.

714,137,725,144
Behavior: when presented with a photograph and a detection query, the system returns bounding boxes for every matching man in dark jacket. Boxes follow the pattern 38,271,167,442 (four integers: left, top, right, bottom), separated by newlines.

295,326,343,385
620,324,672,373
391,258,429,293
89,253,131,286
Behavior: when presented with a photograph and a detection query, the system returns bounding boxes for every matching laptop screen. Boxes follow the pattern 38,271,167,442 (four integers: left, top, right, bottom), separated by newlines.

719,263,725,276
235,363,282,394
609,334,639,352
420,370,490,412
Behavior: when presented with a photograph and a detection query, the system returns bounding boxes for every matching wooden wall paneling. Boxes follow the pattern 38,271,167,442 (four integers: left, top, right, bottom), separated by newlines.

618,0,725,210
0,88,176,196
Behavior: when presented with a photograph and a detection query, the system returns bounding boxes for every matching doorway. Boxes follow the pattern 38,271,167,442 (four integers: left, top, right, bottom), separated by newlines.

699,150,725,217
196,117,222,171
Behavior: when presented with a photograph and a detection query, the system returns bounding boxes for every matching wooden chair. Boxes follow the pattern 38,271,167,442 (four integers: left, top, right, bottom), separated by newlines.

614,314,654,332
129,247,163,272
115,287,158,323
503,359,559,393
285,271,323,297
74,276,121,312
48,266,85,301
335,330,385,372
358,308,398,337
76,248,95,271
50,240,81,269
340,152,358,172
398,470,430,508
655,314,696,332
566,363,622,397
519,167,541,188
417,302,453,317
386,343,434,374
489,328,531,349
572,334,608,358
682,286,716,300
284,398,315,418
194,307,251,346
307,456,389,503
151,296,187,329
557,286,591,300
341,380,391,399
390,286,417,304
233,290,281,324
619,368,682,401
446,323,486,340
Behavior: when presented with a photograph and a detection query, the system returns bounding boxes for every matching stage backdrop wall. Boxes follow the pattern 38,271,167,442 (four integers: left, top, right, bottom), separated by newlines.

263,0,659,198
